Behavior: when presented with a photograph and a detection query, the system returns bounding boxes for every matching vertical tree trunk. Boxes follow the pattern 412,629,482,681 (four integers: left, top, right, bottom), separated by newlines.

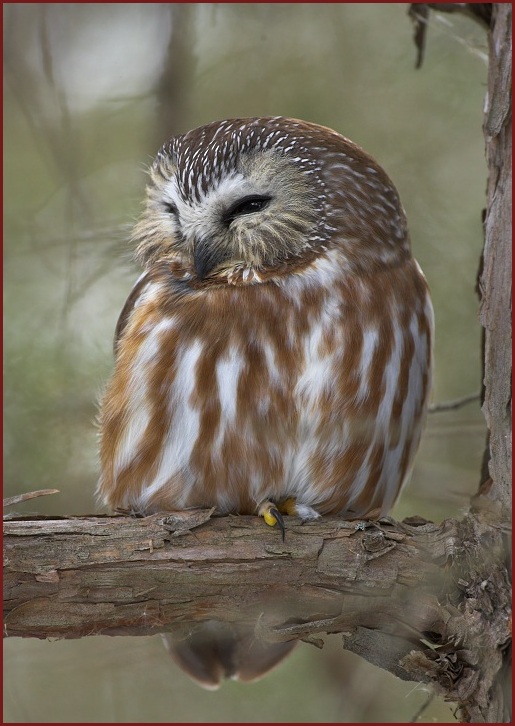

468,3,512,722
155,4,194,142
478,3,512,521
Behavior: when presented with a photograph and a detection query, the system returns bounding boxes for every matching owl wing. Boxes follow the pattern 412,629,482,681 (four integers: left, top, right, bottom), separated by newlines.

113,271,151,356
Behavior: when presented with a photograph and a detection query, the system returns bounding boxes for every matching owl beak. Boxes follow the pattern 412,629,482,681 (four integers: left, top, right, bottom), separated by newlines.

194,240,228,280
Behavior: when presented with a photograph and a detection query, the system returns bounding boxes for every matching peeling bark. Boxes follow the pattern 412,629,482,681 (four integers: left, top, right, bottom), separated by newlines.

3,512,454,641
3,510,511,721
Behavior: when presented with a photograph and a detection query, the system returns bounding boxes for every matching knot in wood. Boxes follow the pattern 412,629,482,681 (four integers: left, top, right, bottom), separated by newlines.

361,529,388,553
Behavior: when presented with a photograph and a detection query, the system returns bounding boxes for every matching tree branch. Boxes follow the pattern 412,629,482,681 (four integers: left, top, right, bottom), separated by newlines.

3,508,510,721
3,511,449,641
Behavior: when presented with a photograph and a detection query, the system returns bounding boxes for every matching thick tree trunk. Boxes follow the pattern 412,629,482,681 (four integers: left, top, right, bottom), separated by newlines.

3,4,511,722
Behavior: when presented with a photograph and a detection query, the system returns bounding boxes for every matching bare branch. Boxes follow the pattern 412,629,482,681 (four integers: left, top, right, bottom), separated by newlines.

3,509,510,721
3,489,60,510
428,393,481,414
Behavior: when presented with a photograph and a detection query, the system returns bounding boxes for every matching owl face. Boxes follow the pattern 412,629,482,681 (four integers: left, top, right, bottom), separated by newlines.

133,117,410,282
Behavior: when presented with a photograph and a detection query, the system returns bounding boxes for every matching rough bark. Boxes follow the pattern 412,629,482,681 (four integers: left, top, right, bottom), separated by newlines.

2,512,459,644
3,508,511,721
478,2,512,522
3,4,511,723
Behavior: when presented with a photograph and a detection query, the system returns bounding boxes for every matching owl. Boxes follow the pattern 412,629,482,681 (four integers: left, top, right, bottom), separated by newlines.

97,116,433,688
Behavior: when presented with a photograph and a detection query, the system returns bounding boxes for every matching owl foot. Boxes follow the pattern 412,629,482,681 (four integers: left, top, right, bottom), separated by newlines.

258,498,321,541
281,499,322,522
257,501,286,542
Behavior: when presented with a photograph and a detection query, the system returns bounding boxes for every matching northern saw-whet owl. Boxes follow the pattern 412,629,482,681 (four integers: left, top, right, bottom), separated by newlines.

97,116,433,688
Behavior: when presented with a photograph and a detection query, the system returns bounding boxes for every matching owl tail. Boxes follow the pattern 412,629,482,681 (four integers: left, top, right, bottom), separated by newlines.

162,621,297,689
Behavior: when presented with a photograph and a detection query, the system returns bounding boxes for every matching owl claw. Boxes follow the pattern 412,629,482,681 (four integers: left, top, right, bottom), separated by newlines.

270,507,286,542
258,502,286,541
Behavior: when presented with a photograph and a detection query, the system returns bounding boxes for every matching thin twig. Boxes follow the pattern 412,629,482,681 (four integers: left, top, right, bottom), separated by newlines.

428,393,481,413
3,489,60,508
410,691,435,722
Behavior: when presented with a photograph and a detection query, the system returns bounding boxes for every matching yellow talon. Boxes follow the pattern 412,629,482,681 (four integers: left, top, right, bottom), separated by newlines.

258,501,286,541
263,509,279,527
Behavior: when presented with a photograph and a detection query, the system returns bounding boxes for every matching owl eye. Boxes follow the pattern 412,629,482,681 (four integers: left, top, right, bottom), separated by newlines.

224,195,271,223
163,202,178,217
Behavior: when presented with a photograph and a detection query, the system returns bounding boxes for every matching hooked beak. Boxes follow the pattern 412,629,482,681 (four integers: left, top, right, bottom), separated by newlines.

194,239,230,280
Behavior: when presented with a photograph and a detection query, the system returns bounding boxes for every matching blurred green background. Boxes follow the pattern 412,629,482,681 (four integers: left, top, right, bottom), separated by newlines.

4,3,488,722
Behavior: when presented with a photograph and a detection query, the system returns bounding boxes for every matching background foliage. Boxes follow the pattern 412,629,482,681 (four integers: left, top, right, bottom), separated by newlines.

4,3,488,722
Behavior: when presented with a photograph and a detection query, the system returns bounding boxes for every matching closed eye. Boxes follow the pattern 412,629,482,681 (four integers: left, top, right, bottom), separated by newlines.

224,195,272,224
163,201,179,217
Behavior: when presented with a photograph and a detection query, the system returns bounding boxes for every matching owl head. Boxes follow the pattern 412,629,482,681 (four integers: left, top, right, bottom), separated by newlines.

133,117,410,283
